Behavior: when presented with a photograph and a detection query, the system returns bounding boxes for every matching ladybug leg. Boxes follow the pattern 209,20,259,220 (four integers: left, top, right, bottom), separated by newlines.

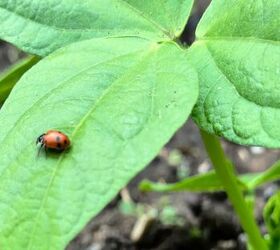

37,143,45,158
44,146,48,158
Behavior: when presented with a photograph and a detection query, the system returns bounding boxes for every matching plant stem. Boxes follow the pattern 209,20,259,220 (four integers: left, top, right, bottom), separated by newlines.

200,130,268,250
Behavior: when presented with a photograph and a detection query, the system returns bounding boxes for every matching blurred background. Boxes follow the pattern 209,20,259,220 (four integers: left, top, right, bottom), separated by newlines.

1,0,279,249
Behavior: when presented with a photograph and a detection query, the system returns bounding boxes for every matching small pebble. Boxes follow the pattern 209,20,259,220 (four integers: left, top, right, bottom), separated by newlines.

250,146,265,155
217,239,237,249
237,148,250,161
130,214,154,242
198,160,211,173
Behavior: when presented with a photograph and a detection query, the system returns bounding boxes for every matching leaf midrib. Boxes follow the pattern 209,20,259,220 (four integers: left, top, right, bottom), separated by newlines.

26,44,159,249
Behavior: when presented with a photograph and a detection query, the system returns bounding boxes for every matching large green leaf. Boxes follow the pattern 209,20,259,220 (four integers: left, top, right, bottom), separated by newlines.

189,0,280,147
0,37,198,250
0,0,194,56
195,1,280,40
0,55,40,104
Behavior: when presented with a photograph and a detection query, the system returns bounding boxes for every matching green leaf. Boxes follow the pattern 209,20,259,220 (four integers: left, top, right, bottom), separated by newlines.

189,0,280,148
140,171,226,192
196,1,280,40
0,0,194,56
245,161,280,189
122,0,193,38
139,171,247,192
266,237,280,250
261,236,280,250
0,37,198,250
264,192,280,238
0,55,40,104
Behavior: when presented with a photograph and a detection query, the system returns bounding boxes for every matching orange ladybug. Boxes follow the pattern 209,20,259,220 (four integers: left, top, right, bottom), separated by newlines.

36,130,70,154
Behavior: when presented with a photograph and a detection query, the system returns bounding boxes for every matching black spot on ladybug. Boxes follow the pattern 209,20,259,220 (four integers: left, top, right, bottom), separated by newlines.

57,143,62,149
56,136,61,142
64,140,67,145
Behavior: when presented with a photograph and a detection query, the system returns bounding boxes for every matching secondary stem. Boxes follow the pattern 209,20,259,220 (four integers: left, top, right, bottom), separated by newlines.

200,130,268,250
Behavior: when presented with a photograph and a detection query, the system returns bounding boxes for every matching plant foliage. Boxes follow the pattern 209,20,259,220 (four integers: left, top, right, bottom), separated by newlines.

0,0,279,249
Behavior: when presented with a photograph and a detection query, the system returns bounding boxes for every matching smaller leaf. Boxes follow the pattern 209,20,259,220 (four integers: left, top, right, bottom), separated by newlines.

139,171,247,193
245,161,280,189
266,236,280,250
264,192,280,238
238,173,260,186
0,55,40,104
189,0,280,148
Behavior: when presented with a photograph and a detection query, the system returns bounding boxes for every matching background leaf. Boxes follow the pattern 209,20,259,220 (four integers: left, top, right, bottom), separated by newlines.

139,171,247,192
0,0,194,56
188,0,280,148
264,192,280,238
245,161,280,189
0,55,40,104
0,37,198,250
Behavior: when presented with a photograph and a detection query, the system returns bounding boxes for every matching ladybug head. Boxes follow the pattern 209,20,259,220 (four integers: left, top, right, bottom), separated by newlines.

36,134,45,145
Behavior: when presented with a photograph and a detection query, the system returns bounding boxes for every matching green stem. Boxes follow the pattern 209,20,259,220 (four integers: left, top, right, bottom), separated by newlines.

200,130,268,250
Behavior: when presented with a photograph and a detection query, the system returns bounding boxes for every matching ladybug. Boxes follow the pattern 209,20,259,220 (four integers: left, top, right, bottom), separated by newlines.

36,130,70,155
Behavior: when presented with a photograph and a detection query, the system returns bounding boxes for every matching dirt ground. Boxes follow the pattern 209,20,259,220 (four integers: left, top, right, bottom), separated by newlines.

65,119,280,250
1,1,279,250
